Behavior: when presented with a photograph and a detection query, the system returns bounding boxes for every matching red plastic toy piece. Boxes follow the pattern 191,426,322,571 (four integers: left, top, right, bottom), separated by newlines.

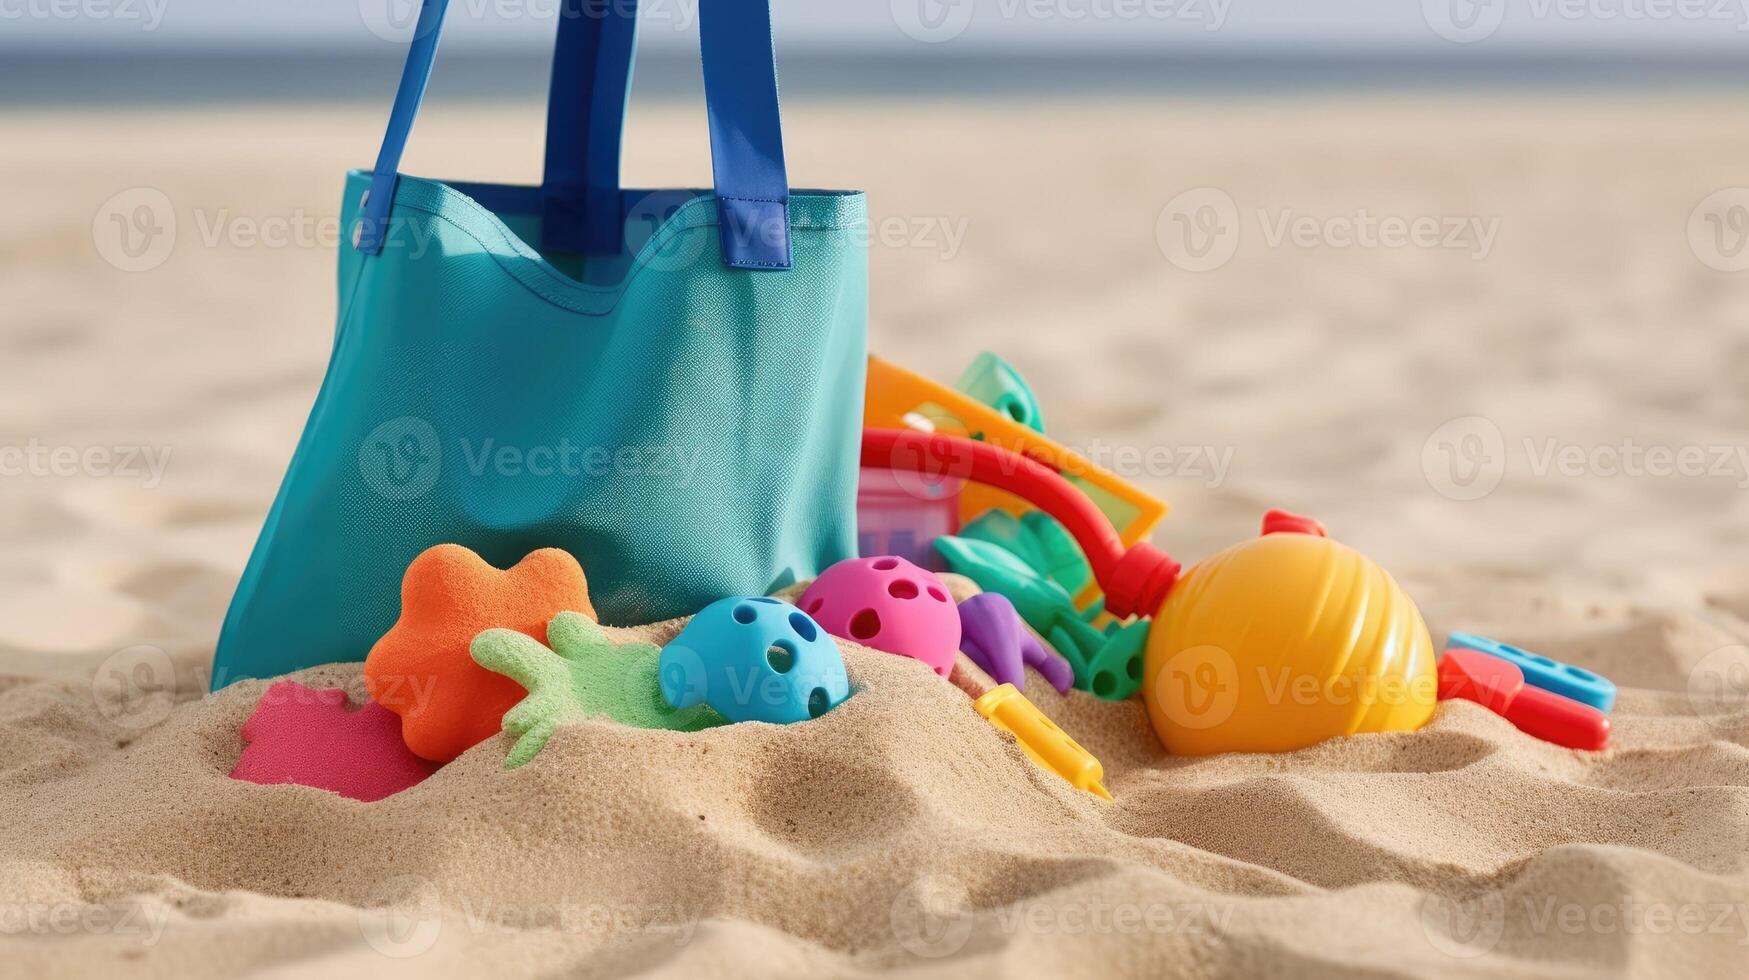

232,681,439,801
860,428,1182,618
1261,509,1327,537
1437,647,1610,750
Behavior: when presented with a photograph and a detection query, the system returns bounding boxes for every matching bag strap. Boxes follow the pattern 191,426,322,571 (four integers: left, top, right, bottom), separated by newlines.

355,0,447,256
355,0,793,271
695,0,792,269
539,0,639,256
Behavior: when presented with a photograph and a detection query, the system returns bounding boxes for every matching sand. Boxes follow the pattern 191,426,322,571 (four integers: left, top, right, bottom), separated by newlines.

2,96,1748,977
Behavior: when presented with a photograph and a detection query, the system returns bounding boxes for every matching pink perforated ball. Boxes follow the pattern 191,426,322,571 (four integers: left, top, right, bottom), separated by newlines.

798,556,961,676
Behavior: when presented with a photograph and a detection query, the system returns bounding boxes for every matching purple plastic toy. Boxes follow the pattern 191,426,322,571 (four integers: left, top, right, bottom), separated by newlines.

957,593,1074,693
798,556,961,676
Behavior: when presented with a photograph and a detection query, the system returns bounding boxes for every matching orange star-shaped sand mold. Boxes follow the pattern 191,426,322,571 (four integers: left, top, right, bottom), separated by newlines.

364,544,595,762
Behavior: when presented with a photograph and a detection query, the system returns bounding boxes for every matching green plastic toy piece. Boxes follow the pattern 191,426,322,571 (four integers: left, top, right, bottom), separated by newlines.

1021,511,1093,595
934,535,1105,684
470,612,725,768
960,510,1037,564
961,510,1094,598
1083,620,1150,701
955,351,1046,433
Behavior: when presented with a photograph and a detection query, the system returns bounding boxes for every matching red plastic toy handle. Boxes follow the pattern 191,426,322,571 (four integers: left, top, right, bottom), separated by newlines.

1438,647,1611,751
1504,686,1612,751
859,428,1181,618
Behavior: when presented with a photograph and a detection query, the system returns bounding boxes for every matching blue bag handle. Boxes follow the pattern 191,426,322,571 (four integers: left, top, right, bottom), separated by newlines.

539,0,640,256
356,0,792,270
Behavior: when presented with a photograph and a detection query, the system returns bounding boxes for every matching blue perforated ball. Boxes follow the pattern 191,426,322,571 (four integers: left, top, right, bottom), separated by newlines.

659,597,850,724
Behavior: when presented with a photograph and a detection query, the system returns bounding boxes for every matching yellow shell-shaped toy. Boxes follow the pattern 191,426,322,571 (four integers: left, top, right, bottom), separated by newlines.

1142,514,1437,755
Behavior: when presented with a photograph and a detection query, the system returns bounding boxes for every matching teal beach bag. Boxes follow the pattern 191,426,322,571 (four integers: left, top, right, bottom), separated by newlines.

211,0,867,687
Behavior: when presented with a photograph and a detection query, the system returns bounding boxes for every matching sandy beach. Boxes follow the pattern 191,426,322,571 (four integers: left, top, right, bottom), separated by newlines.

1,95,1747,976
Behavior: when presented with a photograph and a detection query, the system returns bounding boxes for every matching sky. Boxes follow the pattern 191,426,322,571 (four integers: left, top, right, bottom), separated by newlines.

10,0,1749,53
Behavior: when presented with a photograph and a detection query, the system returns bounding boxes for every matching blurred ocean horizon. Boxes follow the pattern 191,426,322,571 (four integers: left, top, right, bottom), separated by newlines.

12,0,1749,104
8,46,1749,105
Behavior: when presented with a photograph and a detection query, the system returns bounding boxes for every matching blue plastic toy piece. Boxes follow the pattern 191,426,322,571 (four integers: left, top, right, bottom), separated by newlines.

660,598,850,724
1445,631,1616,713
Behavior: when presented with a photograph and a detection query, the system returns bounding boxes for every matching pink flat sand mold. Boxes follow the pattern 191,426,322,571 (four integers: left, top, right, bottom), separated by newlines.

231,680,438,802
